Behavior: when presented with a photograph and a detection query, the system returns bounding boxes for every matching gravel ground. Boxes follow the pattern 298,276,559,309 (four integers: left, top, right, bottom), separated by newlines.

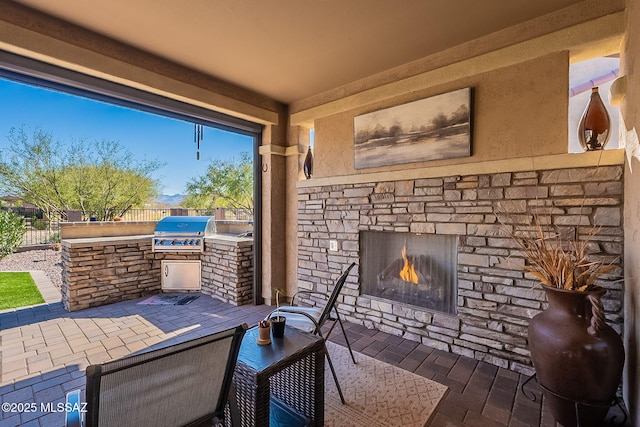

0,249,63,289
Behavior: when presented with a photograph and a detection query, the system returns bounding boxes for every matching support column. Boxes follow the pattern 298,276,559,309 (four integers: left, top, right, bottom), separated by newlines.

622,0,640,420
286,126,310,300
259,116,289,305
258,120,308,305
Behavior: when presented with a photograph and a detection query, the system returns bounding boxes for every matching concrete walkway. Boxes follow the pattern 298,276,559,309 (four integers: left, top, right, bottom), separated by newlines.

26,271,60,306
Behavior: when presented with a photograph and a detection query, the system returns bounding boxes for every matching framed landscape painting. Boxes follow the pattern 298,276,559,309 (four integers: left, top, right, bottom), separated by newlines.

354,87,472,169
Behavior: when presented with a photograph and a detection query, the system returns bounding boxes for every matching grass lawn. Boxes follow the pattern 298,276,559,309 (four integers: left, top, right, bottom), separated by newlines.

0,272,45,310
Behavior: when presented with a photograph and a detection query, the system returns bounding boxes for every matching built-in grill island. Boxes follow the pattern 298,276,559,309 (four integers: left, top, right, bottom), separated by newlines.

59,216,254,311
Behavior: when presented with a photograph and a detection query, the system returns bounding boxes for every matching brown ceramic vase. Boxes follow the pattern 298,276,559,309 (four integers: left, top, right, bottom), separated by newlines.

528,285,624,427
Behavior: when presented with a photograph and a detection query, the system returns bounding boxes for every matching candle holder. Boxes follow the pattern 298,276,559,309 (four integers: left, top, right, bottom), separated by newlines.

257,319,271,345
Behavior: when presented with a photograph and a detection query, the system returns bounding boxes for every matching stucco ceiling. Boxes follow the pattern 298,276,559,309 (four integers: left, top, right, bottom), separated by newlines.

14,0,585,104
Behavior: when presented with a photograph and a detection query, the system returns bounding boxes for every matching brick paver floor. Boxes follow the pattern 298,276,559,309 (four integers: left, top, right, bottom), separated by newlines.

0,295,272,426
0,293,632,427
335,323,631,427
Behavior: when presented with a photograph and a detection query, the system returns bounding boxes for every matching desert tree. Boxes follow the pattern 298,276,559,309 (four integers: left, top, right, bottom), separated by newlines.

0,127,162,220
183,151,253,216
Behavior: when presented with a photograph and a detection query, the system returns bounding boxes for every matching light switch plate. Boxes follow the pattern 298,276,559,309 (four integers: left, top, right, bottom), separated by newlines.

329,240,338,251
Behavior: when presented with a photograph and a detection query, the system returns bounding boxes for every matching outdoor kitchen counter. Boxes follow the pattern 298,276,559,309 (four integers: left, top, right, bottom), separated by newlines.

202,234,254,306
62,234,253,245
61,233,252,248
62,234,152,247
60,233,254,312
205,233,253,243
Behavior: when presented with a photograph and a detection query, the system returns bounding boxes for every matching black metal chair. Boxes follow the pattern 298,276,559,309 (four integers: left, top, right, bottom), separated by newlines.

85,324,247,427
268,262,357,404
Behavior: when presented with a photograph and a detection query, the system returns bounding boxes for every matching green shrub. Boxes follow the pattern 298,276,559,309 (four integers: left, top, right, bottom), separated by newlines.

32,219,49,230
0,211,26,258
49,231,61,243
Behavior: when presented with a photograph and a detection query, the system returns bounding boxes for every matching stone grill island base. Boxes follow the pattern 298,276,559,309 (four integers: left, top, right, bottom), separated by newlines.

60,220,254,311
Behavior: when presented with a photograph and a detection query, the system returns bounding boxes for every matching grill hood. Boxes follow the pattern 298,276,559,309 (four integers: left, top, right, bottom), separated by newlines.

154,216,216,236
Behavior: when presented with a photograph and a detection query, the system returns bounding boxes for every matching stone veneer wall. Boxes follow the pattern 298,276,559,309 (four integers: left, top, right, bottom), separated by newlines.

62,236,252,311
297,165,624,373
62,237,192,311
201,237,254,306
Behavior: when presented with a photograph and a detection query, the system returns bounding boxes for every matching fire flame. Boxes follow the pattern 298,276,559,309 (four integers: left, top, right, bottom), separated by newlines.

400,245,418,284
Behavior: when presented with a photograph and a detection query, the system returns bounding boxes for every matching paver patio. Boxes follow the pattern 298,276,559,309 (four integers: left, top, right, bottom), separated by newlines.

0,294,272,427
0,282,630,427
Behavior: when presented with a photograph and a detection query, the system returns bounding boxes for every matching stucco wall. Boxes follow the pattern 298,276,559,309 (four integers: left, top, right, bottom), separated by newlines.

314,52,569,179
623,0,640,420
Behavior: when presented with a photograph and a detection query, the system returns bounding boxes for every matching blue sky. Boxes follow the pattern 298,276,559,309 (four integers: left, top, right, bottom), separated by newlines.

0,78,254,195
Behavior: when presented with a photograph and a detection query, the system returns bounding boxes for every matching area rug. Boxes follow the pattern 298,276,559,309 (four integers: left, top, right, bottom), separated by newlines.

324,342,448,427
137,294,200,305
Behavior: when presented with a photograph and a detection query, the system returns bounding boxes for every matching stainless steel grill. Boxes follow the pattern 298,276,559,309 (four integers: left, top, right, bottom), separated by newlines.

152,216,216,252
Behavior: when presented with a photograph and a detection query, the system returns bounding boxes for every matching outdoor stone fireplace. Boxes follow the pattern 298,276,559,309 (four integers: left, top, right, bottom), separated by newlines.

360,231,457,315
297,165,624,373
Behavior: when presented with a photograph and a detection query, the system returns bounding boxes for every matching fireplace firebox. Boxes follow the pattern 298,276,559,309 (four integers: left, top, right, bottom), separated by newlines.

360,231,457,315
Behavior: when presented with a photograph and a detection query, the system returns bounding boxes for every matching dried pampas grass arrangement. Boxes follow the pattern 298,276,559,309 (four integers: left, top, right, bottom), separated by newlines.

498,209,617,292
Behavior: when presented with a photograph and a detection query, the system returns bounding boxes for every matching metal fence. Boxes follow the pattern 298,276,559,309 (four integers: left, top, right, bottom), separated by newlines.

0,207,62,247
0,207,253,248
118,208,253,222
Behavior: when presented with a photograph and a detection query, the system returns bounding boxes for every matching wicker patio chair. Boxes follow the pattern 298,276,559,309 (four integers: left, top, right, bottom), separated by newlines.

268,262,357,404
84,324,247,427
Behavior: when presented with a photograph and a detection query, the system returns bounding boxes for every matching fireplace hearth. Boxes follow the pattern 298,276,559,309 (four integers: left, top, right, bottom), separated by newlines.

360,231,457,314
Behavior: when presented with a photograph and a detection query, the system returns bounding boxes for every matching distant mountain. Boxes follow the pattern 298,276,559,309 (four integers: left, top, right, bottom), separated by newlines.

155,194,185,206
